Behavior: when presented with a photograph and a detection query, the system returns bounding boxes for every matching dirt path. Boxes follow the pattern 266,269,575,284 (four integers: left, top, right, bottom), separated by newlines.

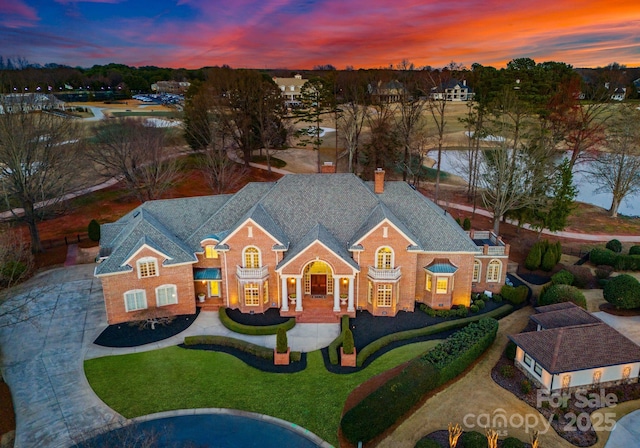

374,307,613,448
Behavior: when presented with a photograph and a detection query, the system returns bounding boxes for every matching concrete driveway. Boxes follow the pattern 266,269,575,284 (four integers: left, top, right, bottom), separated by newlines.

0,265,123,448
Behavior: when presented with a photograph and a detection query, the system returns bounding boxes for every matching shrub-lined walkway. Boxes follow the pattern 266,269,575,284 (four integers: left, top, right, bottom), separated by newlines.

375,307,636,448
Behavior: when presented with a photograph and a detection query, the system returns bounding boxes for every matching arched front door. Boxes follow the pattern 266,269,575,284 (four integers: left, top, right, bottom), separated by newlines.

304,261,333,297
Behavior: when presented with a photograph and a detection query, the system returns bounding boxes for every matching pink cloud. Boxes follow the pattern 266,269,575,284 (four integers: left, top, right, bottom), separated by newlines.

0,0,38,27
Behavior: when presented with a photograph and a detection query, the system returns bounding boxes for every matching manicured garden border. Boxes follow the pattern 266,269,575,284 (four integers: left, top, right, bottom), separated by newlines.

218,307,296,335
355,304,513,367
328,315,350,365
184,335,302,362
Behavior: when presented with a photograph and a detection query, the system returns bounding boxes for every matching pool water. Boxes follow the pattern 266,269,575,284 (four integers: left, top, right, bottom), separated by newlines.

76,413,325,448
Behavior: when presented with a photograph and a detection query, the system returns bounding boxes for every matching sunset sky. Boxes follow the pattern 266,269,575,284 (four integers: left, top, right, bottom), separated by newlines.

2,0,640,69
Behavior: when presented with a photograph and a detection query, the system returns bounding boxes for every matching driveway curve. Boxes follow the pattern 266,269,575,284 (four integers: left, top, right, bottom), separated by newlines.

0,265,123,448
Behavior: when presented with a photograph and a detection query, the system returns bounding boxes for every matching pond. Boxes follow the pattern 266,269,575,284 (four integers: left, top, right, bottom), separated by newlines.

74,412,327,448
433,149,640,217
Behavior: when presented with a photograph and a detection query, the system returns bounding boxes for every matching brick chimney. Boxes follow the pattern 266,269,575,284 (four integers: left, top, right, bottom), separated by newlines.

374,168,385,194
321,161,336,174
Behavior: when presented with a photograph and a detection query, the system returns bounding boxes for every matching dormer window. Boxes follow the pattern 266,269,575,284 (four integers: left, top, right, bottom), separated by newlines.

205,245,218,259
137,257,158,278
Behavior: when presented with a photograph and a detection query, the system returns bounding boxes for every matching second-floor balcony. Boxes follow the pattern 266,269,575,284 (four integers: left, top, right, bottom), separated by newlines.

236,265,269,280
368,266,402,281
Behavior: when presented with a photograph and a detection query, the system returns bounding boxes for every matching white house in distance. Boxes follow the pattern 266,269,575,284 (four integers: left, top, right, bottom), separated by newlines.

509,302,640,392
272,74,307,108
429,79,474,101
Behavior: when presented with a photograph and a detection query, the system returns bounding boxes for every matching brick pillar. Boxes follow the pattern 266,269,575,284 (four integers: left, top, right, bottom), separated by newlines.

321,162,336,173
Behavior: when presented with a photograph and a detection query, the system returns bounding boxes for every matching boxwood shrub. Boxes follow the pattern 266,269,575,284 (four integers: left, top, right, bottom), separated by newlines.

341,318,499,445
614,255,640,271
606,239,623,253
218,307,295,335
603,274,640,309
630,246,640,256
551,269,574,285
183,335,302,361
415,438,442,448
590,248,618,266
538,284,587,309
328,315,350,364
502,437,525,448
461,431,488,448
500,284,528,305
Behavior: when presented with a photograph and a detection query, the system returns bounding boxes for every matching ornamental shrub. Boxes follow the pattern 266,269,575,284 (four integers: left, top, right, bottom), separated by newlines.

1,261,27,284
521,379,532,394
538,284,587,309
460,431,487,448
218,307,295,335
502,437,525,448
565,264,594,288
594,265,614,280
463,217,471,231
590,248,618,266
455,217,462,226
630,246,640,256
541,247,557,271
606,239,623,253
524,244,542,270
342,328,354,354
551,269,574,285
505,341,517,360
614,255,640,271
328,315,350,364
469,304,479,313
603,274,640,309
474,299,485,310
500,284,528,305
88,219,101,242
276,328,288,354
554,241,563,264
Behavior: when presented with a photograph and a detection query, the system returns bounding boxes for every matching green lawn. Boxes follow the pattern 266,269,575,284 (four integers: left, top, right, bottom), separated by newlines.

84,340,441,446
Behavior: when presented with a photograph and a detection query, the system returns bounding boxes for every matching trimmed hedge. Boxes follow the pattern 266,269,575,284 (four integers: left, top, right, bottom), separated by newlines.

606,239,623,253
538,284,587,309
218,307,295,335
630,246,640,256
461,431,488,448
341,318,499,445
356,304,513,367
328,315,350,365
88,219,101,242
590,248,618,266
500,284,528,305
419,303,471,318
183,335,302,362
502,437,525,448
564,264,594,288
524,243,542,270
415,439,442,448
551,269,574,285
276,327,288,354
603,274,640,309
615,255,640,271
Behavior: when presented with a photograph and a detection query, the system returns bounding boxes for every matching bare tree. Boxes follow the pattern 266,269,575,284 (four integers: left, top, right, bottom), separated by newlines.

395,79,427,182
0,95,85,252
254,80,289,172
88,118,182,203
589,105,640,218
0,224,33,289
296,77,335,173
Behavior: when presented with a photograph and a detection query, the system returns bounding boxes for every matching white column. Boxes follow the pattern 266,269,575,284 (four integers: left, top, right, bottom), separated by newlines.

347,275,355,312
281,276,289,312
295,277,303,311
333,276,341,312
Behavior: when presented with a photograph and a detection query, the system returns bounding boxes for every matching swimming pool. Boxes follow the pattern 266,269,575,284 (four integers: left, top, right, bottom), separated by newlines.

75,411,328,447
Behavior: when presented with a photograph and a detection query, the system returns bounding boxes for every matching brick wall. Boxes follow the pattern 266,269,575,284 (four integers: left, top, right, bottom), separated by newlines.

100,246,195,325
416,253,474,309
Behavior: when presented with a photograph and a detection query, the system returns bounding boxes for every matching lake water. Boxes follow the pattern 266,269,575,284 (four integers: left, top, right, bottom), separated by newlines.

433,150,639,218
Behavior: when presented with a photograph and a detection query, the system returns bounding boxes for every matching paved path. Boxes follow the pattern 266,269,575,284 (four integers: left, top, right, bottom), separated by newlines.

0,265,339,447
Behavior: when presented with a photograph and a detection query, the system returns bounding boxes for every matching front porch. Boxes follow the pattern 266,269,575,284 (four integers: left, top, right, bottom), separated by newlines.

280,294,355,323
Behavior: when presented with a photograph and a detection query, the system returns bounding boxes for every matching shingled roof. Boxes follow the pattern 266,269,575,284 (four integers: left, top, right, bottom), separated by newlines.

530,303,602,329
509,323,640,373
97,174,481,275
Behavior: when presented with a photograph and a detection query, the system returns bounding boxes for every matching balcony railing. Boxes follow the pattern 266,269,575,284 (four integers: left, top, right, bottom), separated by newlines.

368,266,401,281
486,246,507,256
236,265,269,279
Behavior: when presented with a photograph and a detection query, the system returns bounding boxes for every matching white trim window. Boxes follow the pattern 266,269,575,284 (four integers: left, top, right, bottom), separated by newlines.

205,245,218,259
243,247,260,268
436,277,448,294
244,283,260,306
533,362,543,377
472,260,481,283
376,247,393,270
426,273,432,291
137,257,158,278
523,353,533,367
124,289,147,312
156,284,178,307
377,284,392,307
487,259,502,283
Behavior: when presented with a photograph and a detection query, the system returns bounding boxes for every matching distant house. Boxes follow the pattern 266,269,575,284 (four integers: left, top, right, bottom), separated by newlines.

430,79,474,102
95,170,509,325
151,81,191,94
0,93,66,114
272,74,307,107
509,302,640,392
368,80,407,103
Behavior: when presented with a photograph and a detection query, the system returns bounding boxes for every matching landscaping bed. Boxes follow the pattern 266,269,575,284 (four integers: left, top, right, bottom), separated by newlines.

224,307,290,326
491,355,640,447
417,430,532,447
94,309,199,347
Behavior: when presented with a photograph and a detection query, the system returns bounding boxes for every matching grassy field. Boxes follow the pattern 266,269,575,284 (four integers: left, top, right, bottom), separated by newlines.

84,340,441,446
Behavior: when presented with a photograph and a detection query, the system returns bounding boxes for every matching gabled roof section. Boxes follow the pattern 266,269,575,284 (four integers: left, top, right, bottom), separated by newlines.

509,323,640,374
367,182,480,253
350,202,421,249
221,203,288,247
277,223,359,272
530,303,601,330
95,208,197,276
186,182,276,249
